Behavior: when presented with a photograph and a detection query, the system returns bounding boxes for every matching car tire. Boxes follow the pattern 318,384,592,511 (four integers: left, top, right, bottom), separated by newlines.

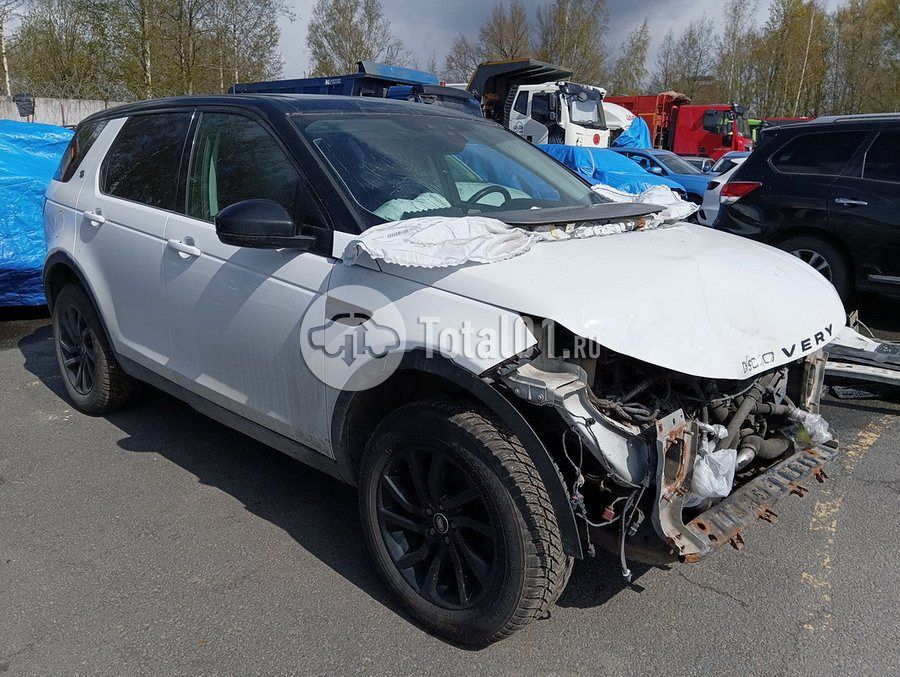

359,398,572,646
777,235,851,301
52,284,139,414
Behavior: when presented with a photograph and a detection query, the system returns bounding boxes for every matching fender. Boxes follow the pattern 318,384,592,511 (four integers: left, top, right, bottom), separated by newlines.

43,250,116,350
331,349,583,558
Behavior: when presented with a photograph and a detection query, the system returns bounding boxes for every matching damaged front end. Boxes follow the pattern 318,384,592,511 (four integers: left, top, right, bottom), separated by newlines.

495,325,838,575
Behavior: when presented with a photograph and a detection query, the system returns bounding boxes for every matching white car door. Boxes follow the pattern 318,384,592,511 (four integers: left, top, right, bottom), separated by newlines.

74,112,194,372
161,111,335,452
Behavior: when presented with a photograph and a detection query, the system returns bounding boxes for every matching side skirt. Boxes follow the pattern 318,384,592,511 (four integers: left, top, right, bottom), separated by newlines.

117,355,345,483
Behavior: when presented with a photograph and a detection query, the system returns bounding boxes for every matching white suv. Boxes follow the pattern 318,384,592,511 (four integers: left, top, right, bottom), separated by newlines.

44,95,843,645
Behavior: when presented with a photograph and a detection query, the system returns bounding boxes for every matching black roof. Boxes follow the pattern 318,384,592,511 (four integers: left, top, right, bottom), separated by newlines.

83,93,479,125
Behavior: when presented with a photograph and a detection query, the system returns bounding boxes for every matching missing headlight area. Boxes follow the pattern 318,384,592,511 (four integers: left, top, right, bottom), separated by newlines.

496,319,836,574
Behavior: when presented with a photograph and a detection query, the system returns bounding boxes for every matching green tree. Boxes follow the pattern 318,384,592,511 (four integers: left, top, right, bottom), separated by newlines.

607,17,650,94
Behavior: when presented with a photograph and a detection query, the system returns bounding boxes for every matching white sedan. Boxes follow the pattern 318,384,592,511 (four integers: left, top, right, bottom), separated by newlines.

697,151,751,226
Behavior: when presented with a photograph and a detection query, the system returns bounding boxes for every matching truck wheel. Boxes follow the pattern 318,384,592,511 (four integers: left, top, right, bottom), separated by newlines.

359,399,572,645
52,284,139,414
778,235,851,301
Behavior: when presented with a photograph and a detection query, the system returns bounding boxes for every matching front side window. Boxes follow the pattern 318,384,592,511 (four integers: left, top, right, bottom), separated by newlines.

296,114,601,226
863,130,899,183
770,131,868,176
187,113,304,223
530,94,553,125
101,113,192,210
55,119,108,182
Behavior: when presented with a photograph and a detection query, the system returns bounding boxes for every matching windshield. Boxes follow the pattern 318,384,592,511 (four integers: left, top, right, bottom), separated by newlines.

296,114,602,225
567,96,606,129
736,115,750,137
654,152,702,175
712,156,746,174
421,94,483,117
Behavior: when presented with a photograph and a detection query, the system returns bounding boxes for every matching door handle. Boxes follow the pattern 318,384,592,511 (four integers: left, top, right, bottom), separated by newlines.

834,197,867,207
167,238,202,257
84,209,105,227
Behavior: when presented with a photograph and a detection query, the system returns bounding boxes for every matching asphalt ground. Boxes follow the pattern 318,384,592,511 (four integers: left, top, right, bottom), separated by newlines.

1,297,898,676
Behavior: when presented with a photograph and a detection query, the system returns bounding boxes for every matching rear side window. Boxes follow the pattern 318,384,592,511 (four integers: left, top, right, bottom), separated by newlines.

101,112,192,211
186,112,313,223
770,131,868,176
54,119,108,182
863,130,899,183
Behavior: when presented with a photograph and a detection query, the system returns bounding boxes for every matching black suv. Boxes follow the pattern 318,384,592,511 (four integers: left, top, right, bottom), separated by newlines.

716,114,899,300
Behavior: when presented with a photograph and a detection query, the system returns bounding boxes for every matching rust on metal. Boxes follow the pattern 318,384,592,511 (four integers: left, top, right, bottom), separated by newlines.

758,508,778,524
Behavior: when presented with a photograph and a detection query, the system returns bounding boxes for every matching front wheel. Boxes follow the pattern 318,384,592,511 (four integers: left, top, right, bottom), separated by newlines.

359,399,571,646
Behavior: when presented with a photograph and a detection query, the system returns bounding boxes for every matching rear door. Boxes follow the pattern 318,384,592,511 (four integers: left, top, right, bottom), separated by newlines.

828,128,900,289
161,109,335,451
74,111,193,372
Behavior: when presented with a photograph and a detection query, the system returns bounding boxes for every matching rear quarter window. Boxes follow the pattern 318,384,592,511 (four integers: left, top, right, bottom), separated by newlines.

863,130,899,183
54,119,108,182
770,130,868,176
100,112,192,211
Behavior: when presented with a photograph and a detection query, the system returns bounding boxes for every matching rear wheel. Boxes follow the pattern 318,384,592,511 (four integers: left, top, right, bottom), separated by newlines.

778,235,851,301
359,399,571,645
52,284,139,414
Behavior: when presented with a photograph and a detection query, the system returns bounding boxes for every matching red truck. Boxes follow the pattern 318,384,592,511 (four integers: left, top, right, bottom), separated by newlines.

605,92,753,160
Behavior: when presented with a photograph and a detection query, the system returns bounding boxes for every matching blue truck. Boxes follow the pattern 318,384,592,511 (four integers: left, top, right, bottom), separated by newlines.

231,62,481,116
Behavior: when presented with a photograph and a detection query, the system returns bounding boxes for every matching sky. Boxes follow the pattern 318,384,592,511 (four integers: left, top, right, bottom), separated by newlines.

278,0,743,78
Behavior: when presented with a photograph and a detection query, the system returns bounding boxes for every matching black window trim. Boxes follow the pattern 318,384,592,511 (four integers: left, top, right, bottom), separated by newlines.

766,128,872,179
859,128,899,185
184,105,334,233
98,108,196,215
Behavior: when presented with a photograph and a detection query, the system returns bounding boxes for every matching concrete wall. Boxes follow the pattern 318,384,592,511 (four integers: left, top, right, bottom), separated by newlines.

0,97,127,127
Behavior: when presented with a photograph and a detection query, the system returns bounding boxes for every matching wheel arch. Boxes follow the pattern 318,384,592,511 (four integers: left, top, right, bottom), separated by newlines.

331,349,583,558
43,251,116,350
770,226,855,288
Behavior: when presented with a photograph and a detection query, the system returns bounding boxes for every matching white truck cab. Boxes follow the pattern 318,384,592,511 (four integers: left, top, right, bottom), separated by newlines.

507,82,609,146
468,60,609,147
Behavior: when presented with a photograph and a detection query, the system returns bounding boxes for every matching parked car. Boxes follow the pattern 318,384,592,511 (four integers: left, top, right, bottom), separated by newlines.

697,151,751,225
716,114,899,301
610,147,711,202
44,94,843,645
682,155,715,173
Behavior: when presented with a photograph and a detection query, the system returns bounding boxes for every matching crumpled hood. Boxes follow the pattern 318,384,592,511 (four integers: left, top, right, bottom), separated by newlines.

378,223,846,380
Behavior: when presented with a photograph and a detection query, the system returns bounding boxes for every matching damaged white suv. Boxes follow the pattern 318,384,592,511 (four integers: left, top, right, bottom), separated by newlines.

44,95,844,646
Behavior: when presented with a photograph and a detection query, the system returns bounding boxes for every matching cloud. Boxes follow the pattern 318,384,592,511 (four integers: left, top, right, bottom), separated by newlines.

278,0,844,81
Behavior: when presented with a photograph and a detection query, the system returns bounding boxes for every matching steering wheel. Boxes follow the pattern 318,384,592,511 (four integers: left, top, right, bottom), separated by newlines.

464,185,512,209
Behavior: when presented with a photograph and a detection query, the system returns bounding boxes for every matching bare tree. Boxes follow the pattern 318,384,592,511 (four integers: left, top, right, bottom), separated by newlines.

534,0,608,85
0,0,23,96
306,0,410,76
479,0,531,62
443,34,483,83
648,28,675,91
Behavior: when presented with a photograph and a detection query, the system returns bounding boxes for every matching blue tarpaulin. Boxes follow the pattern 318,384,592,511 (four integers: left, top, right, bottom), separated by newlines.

539,144,684,193
0,120,73,306
612,116,652,149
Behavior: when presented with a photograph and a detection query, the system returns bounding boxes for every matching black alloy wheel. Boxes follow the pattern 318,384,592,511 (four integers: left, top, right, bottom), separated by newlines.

58,303,97,395
377,444,498,610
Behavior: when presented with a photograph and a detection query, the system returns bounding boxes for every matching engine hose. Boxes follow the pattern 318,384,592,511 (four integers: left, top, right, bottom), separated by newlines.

717,373,776,451
751,402,792,417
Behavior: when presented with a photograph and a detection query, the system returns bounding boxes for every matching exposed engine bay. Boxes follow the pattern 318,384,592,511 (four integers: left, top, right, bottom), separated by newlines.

497,321,836,577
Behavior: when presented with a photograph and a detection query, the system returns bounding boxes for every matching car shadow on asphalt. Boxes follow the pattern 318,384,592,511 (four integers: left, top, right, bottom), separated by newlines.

17,323,643,640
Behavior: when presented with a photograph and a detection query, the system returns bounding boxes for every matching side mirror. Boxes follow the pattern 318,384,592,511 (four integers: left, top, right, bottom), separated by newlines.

648,165,664,175
215,199,314,250
722,132,733,146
